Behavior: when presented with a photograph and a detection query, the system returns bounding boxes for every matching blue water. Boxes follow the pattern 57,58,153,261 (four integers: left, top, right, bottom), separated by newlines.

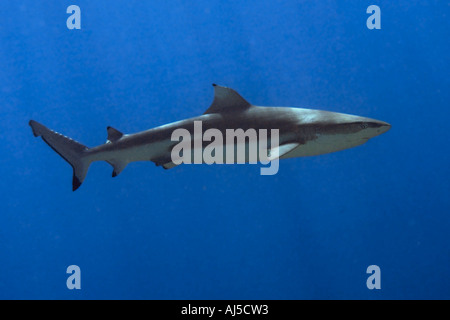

1,1,449,299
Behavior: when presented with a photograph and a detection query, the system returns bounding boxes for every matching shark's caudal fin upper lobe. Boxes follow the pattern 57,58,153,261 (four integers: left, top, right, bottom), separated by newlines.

29,120,91,191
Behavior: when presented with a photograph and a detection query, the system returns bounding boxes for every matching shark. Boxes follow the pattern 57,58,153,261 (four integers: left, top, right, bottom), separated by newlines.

29,84,391,191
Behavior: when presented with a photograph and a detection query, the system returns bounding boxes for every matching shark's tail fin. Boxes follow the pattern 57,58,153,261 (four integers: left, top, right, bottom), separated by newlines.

29,120,92,191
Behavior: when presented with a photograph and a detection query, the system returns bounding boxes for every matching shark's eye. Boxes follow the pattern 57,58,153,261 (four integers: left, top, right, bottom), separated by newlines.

360,122,369,129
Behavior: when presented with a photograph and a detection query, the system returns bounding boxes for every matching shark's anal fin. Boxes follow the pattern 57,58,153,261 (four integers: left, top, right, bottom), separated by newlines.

203,84,252,114
267,143,300,161
107,160,128,177
106,126,123,143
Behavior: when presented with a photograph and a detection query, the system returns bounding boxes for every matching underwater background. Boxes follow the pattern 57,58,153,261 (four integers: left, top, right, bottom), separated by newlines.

0,1,448,299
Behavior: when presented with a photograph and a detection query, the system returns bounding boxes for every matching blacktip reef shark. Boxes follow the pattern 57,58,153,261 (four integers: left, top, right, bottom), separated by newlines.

29,84,390,191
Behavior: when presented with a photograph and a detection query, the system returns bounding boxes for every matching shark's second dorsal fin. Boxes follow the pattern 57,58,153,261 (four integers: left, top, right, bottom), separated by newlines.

106,126,123,143
203,84,252,114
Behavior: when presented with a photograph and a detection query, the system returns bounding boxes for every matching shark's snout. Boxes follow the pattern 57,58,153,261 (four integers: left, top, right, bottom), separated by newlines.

370,120,391,135
360,119,391,140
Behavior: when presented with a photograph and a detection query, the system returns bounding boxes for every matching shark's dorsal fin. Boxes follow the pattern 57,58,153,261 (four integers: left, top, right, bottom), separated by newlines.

203,84,252,114
106,126,123,143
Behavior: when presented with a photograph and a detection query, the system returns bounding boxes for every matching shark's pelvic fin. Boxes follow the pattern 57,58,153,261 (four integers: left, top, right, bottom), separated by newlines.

29,120,92,191
203,84,252,115
106,126,123,143
151,155,179,170
162,161,178,169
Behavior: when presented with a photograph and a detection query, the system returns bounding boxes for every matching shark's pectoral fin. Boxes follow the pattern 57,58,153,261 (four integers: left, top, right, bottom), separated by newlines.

267,143,300,161
107,160,128,177
203,84,252,114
